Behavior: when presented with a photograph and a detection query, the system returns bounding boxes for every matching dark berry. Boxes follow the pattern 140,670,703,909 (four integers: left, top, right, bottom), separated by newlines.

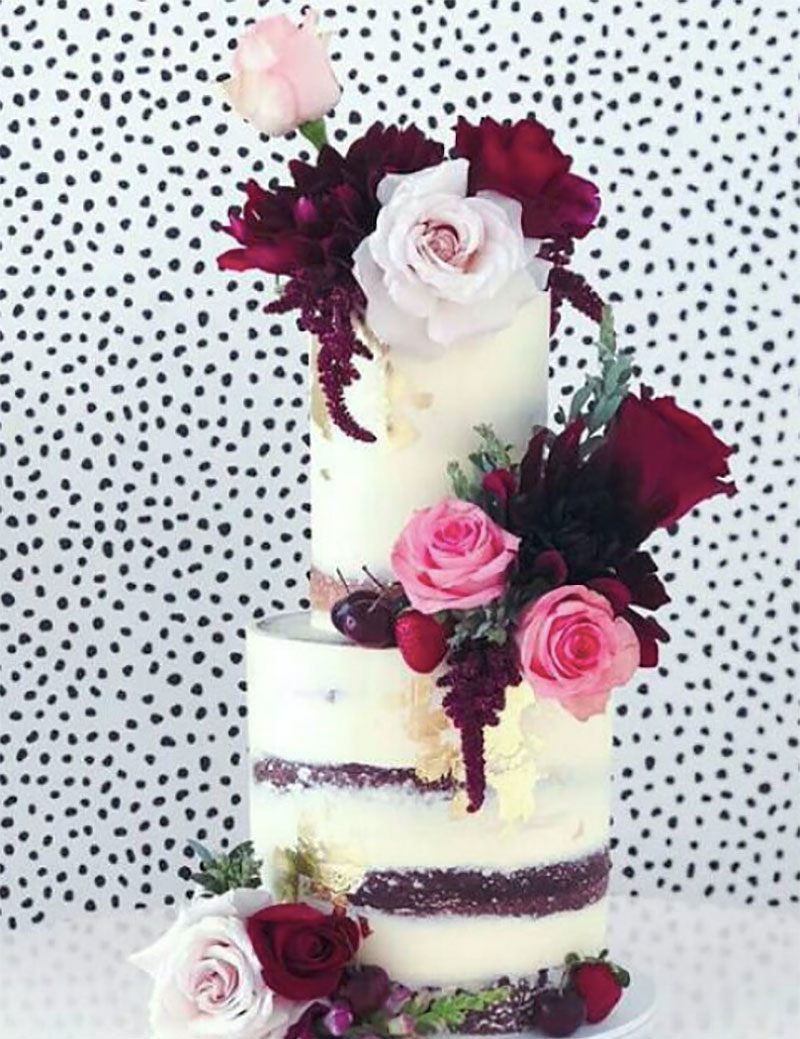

331,591,396,648
531,987,586,1037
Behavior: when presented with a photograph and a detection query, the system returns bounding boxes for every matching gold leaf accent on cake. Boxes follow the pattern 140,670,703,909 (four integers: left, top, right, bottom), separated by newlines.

384,359,435,448
449,789,469,820
483,682,544,825
399,675,461,784
273,824,365,907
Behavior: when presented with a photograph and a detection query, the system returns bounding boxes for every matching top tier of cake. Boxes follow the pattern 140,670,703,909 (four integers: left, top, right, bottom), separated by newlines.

309,293,550,625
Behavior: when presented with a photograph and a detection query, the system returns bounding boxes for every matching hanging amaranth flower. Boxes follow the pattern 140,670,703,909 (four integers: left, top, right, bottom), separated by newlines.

217,124,444,440
437,638,522,813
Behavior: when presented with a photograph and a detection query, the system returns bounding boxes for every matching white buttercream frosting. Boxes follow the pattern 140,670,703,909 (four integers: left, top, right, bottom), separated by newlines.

246,614,612,982
359,901,610,987
309,293,549,605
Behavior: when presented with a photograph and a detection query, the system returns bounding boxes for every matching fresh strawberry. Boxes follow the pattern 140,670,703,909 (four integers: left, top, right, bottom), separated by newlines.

394,611,448,673
567,952,630,1025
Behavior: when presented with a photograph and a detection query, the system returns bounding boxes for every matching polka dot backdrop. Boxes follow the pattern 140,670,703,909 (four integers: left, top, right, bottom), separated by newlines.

1,0,798,930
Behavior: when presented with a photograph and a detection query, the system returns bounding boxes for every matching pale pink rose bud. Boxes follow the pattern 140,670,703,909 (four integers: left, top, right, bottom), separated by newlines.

223,10,341,136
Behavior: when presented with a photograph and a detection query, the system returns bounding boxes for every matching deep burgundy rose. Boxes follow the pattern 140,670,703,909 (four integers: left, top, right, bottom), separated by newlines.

453,116,600,240
481,467,516,503
246,904,361,1001
594,389,737,530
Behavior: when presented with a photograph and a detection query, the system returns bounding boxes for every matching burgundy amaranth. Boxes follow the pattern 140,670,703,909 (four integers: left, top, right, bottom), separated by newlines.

348,850,611,917
252,755,457,795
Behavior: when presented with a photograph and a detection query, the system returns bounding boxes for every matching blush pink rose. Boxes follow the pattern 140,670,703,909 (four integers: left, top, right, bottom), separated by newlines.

223,11,341,137
516,585,639,720
130,890,308,1039
391,498,519,613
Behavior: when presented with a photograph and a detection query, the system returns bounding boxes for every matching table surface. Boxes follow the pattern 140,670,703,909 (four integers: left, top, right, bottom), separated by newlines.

2,896,799,1039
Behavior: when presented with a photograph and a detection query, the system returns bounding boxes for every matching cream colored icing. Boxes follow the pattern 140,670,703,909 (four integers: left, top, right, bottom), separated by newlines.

358,900,610,987
247,614,612,771
247,612,613,984
309,293,550,606
250,778,610,873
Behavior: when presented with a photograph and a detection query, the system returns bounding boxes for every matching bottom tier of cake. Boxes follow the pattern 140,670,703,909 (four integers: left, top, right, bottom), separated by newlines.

246,614,612,1025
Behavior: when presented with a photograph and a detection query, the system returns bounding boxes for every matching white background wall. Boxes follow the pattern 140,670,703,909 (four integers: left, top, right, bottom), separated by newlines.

1,0,798,928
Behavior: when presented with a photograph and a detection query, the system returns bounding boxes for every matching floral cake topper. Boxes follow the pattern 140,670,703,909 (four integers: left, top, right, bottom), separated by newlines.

217,10,602,441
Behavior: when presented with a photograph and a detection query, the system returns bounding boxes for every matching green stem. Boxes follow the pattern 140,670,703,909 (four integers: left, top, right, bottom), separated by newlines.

299,117,328,151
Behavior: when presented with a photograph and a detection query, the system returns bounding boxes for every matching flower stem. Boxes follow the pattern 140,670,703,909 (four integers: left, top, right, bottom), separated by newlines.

299,117,328,151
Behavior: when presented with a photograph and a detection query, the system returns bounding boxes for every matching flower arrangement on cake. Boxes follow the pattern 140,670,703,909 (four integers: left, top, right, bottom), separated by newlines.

332,305,737,811
216,12,602,443
133,840,630,1039
132,8,738,1039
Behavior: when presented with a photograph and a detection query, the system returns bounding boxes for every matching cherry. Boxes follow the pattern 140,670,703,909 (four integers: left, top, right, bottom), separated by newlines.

531,987,586,1037
331,591,397,648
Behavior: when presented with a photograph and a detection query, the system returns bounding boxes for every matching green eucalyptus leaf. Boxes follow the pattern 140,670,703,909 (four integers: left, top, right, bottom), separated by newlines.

187,839,215,865
568,383,594,421
599,305,616,352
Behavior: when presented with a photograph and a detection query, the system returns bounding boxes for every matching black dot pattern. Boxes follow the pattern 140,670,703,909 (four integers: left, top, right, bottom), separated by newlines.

1,1,798,929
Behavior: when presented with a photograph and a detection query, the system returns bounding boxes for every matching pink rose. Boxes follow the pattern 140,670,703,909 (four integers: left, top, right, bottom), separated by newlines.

516,585,639,720
131,890,308,1039
391,498,519,613
223,11,341,137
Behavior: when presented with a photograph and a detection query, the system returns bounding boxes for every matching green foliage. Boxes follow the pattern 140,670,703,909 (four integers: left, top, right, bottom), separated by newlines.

299,117,328,150
446,460,477,501
468,424,514,472
447,425,515,503
554,305,632,435
448,601,511,649
402,986,511,1035
188,840,263,895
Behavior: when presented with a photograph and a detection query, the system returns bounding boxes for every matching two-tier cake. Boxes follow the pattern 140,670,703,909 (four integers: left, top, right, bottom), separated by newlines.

133,10,736,1039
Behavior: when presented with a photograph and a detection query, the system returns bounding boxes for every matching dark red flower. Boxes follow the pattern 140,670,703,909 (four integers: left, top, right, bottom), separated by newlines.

593,388,737,530
286,1003,329,1039
622,609,670,668
246,903,361,1001
509,396,734,667
217,123,443,441
481,467,516,503
218,124,443,287
453,116,601,240
616,551,670,611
